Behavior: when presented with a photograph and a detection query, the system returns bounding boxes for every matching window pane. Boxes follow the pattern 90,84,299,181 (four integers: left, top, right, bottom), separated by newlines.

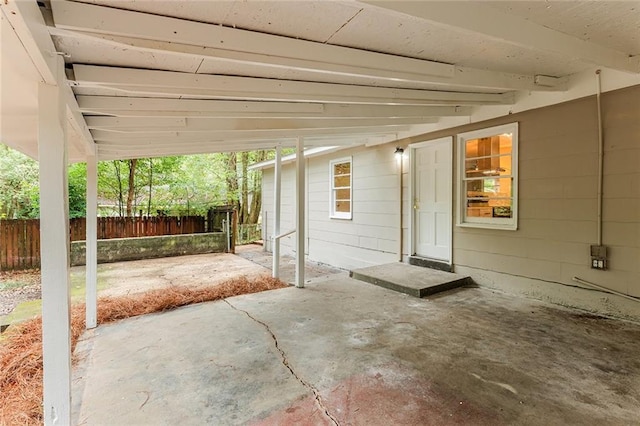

334,175,350,187
498,135,513,154
465,135,512,159
466,178,512,197
459,123,517,228
465,155,512,176
334,162,351,176
335,188,350,199
466,205,512,218
335,201,350,213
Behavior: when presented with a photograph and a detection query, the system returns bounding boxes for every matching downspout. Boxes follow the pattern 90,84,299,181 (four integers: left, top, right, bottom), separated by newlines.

595,69,604,246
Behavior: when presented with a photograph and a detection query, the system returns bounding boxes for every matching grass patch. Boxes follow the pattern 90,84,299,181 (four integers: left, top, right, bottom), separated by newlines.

0,300,42,329
0,275,287,425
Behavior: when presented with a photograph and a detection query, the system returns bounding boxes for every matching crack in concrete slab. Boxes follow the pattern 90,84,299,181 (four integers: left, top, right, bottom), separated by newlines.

224,300,340,425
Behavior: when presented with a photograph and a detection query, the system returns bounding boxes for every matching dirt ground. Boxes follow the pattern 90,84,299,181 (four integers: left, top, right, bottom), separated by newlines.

0,270,41,317
94,251,269,297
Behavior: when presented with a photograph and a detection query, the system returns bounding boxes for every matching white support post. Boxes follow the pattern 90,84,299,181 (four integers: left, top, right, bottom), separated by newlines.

272,146,282,278
86,154,98,329
399,150,404,262
295,137,305,288
39,56,72,426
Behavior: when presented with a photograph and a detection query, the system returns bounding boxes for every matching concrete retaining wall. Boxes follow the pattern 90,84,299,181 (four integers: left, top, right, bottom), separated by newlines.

71,232,228,266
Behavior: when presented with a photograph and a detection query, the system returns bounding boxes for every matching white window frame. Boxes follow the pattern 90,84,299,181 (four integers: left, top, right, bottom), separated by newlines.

456,122,518,230
329,156,352,220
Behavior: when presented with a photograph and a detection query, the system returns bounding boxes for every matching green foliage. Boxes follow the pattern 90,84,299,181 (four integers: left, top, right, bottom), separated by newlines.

68,163,87,218
168,154,227,216
0,145,90,219
1,144,272,221
0,145,39,219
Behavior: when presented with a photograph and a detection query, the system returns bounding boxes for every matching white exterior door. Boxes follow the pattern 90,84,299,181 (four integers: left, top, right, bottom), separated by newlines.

412,137,452,262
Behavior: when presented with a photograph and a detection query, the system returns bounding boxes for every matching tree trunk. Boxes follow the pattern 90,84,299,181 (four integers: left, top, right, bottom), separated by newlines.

113,161,124,217
247,150,267,224
225,152,239,212
126,159,138,216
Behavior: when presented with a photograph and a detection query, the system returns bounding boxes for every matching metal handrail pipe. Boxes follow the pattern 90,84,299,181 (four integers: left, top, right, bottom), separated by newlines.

272,229,296,240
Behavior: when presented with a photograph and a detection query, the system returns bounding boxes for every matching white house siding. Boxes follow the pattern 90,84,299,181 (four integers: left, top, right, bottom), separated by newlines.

262,163,297,255
262,145,409,270
261,85,639,318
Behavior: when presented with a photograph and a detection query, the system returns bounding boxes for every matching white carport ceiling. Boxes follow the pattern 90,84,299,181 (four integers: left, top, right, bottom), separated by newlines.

2,0,639,161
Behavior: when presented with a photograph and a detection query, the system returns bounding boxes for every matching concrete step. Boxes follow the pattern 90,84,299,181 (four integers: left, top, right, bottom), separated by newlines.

408,255,452,272
349,262,472,298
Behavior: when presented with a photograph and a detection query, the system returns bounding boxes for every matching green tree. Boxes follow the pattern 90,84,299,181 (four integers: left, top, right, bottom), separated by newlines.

0,145,39,218
220,149,270,225
68,162,87,218
97,157,185,216
1,143,272,222
171,154,225,215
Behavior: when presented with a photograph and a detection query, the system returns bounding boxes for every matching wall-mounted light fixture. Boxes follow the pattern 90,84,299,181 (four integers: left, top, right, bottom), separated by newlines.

394,147,404,160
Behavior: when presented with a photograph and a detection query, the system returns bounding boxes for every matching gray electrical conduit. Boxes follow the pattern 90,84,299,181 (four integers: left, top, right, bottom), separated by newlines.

571,71,638,304
572,277,640,303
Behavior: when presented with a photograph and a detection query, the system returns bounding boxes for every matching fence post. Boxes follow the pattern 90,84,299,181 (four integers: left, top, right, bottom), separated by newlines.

232,209,237,254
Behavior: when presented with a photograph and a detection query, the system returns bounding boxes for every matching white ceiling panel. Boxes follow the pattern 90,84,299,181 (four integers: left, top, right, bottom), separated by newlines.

217,0,364,42
359,1,638,73
76,0,364,43
485,1,640,55
76,0,236,27
3,0,639,162
327,6,588,76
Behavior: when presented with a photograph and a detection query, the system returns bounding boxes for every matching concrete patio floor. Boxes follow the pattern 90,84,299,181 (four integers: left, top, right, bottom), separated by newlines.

72,275,640,425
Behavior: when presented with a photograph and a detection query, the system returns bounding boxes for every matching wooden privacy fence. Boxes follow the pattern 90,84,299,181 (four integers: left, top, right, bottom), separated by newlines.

0,219,40,271
69,216,206,241
0,216,206,271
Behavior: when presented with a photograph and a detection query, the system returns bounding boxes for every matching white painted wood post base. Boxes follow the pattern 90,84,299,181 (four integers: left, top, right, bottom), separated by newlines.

38,56,72,426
